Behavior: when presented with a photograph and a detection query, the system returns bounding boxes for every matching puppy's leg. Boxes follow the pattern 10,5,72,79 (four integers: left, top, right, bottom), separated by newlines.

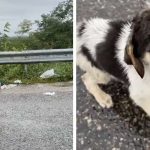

81,72,113,108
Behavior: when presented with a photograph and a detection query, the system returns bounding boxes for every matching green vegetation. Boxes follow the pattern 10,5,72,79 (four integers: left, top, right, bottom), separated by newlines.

0,62,73,84
0,0,73,84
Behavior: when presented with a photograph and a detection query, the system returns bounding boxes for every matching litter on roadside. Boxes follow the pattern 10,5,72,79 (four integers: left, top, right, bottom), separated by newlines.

1,84,17,90
0,79,22,90
40,69,56,79
14,80,22,84
43,92,55,96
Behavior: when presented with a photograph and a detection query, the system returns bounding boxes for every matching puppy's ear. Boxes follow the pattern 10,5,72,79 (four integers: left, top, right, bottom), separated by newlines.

124,43,145,78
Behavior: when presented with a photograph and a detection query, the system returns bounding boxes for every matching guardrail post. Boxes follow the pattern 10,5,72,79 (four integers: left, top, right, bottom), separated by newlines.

24,64,28,77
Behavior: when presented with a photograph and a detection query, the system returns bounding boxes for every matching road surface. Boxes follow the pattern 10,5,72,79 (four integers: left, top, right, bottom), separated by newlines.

0,83,73,150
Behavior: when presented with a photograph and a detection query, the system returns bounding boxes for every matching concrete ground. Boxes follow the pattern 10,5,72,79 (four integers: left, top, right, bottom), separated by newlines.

0,83,73,150
77,0,150,150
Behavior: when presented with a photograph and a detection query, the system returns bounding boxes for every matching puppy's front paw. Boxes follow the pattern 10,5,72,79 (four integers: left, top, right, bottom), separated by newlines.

96,94,113,108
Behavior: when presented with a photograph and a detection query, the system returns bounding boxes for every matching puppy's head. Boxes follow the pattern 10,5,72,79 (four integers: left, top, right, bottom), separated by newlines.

125,4,150,78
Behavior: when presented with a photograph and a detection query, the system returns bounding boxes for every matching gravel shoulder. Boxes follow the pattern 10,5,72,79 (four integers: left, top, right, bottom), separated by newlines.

0,83,73,150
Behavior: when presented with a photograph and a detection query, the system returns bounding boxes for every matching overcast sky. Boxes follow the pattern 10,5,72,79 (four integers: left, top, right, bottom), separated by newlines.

0,0,64,36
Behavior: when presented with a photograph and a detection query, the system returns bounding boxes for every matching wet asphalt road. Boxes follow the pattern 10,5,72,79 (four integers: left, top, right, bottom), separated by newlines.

0,83,72,150
77,0,150,150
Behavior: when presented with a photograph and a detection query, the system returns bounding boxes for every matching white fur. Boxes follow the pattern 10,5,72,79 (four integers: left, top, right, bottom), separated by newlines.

81,72,113,108
77,18,110,60
77,18,113,82
77,48,113,108
77,18,113,108
117,23,150,115
76,18,111,74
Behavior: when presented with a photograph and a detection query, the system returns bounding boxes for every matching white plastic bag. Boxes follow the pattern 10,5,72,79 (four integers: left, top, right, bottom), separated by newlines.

40,69,55,79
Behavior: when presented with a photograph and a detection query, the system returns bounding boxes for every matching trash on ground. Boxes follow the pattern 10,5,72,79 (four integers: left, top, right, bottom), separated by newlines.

14,80,22,84
1,84,17,90
40,69,56,79
43,92,55,96
0,80,21,90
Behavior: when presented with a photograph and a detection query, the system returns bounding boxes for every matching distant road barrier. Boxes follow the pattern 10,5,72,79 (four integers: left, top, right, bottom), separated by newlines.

0,48,73,64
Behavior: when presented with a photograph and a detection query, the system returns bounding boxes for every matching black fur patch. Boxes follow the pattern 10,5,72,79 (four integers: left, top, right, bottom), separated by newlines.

81,46,98,67
95,20,130,84
78,22,86,37
131,10,150,58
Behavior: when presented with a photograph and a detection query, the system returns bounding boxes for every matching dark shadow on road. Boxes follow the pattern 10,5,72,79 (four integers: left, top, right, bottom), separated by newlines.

77,68,150,150
101,81,150,138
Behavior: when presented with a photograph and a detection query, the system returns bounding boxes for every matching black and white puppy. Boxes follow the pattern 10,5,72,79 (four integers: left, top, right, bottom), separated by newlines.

77,3,150,115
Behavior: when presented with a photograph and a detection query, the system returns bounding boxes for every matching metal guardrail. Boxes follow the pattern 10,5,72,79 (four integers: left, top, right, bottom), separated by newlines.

0,48,73,64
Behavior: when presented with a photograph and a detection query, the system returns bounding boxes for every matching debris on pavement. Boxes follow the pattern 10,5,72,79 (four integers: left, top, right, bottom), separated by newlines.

0,80,22,90
14,80,22,84
1,84,17,90
0,84,73,150
40,69,56,79
43,92,56,96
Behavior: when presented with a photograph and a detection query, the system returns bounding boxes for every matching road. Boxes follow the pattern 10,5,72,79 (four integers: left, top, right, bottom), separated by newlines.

77,0,150,150
0,83,73,150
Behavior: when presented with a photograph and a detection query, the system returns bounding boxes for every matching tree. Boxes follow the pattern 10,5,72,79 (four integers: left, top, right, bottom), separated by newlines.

51,0,73,22
35,0,73,49
0,22,11,51
0,0,73,51
4,22,11,33
16,19,33,35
